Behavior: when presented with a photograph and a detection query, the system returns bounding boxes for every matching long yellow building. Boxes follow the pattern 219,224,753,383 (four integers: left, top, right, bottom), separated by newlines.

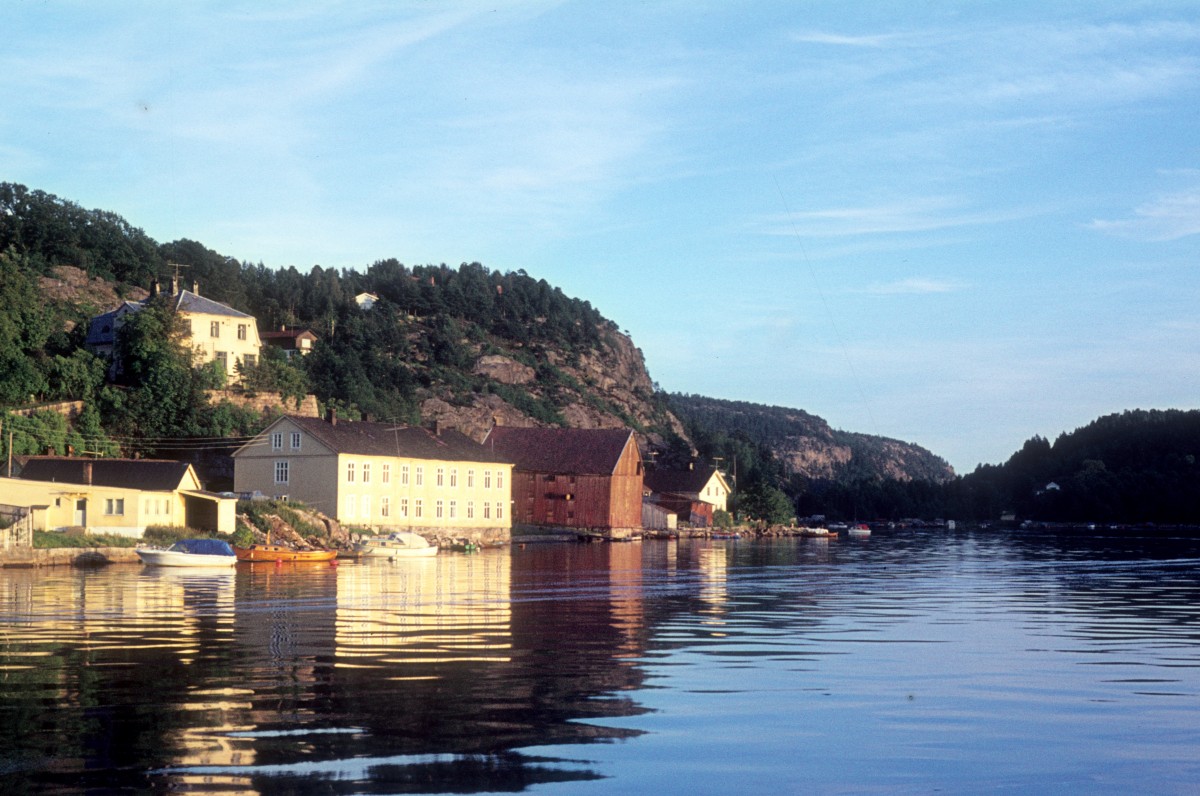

232,415,514,544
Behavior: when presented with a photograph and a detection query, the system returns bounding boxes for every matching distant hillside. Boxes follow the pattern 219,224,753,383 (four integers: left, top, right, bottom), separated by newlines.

670,394,954,484
953,408,1200,524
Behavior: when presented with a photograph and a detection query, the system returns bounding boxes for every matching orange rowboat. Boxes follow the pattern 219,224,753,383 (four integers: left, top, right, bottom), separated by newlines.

234,544,338,563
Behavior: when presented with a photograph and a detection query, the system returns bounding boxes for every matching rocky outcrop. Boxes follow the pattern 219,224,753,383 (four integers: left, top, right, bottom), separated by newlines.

473,355,535,385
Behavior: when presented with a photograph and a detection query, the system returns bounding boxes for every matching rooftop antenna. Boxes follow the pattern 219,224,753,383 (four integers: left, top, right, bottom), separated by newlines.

167,261,190,294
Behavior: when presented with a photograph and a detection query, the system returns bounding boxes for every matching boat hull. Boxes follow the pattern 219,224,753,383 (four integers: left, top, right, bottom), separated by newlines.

136,549,237,567
353,532,438,558
234,545,338,563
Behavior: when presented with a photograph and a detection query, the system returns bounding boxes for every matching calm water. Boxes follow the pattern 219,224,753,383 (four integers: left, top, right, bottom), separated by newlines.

2,530,1199,794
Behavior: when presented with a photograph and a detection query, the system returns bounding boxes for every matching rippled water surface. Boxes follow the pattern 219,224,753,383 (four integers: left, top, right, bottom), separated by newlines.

2,530,1199,794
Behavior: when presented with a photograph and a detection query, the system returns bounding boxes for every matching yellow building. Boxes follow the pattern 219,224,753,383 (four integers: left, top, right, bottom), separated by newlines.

87,283,262,384
1,457,237,537
232,415,514,543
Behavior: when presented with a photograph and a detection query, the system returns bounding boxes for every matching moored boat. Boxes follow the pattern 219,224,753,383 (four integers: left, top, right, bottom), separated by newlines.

848,524,871,537
136,538,238,567
353,531,438,558
234,543,338,563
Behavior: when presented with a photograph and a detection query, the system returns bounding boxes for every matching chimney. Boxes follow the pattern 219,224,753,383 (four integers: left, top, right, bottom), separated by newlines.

326,407,337,426
192,280,200,295
433,419,443,437
82,460,93,486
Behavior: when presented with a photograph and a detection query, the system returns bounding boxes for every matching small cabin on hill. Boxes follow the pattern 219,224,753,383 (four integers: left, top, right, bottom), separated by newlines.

482,426,644,538
261,326,318,358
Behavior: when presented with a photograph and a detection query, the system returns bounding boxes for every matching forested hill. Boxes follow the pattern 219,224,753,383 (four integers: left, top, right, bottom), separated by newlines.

953,409,1200,524
669,394,955,484
1,180,948,493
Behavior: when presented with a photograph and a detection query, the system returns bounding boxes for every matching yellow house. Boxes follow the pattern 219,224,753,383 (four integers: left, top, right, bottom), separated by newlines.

232,415,514,543
1,457,237,537
87,282,262,384
644,465,732,512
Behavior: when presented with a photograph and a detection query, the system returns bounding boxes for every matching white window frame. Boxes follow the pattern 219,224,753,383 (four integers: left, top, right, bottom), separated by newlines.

290,432,301,450
274,460,289,484
271,432,283,451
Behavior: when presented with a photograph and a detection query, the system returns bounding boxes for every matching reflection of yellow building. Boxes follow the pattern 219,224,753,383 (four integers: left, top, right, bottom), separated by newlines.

335,553,512,667
4,456,236,536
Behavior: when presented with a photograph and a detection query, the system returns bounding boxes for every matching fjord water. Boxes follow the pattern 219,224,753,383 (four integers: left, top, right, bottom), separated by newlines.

2,531,1199,794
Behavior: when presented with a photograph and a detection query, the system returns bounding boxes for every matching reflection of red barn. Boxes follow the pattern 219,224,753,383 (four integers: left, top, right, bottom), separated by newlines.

483,426,644,538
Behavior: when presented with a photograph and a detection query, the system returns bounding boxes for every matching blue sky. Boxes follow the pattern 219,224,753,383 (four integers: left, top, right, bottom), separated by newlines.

4,2,1199,473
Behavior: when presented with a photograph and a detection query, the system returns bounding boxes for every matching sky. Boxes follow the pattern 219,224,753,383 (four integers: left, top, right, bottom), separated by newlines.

4,1,1199,474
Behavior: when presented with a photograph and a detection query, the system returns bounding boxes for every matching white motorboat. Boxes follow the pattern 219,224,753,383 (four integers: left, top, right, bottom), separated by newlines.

136,538,238,567
353,531,438,558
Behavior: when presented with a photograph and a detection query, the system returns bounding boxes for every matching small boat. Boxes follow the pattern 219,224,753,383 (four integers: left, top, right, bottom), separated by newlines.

353,531,438,558
234,543,338,563
848,524,871,537
136,538,238,567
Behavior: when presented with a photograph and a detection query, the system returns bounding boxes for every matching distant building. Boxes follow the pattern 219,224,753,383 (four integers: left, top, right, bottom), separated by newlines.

86,279,262,383
261,326,319,359
482,426,644,538
644,465,731,512
232,414,513,543
4,456,236,536
355,292,379,310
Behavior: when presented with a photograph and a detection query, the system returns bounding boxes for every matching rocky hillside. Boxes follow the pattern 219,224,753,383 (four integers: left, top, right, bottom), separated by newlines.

670,394,954,483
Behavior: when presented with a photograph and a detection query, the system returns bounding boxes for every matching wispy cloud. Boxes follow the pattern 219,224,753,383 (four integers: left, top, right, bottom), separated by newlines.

866,278,960,295
789,30,906,48
760,197,1032,238
1088,189,1200,242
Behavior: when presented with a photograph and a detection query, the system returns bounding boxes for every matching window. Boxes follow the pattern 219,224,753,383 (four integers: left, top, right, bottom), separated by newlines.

483,503,491,520
291,432,301,450
414,498,423,518
436,467,444,487
436,499,444,519
105,498,125,516
274,461,289,484
399,498,409,518
210,320,220,337
467,501,475,519
496,502,504,520
467,469,475,488
271,432,283,451
497,470,504,490
362,463,371,483
415,466,424,486
183,319,192,336
242,353,257,369
382,464,391,484
449,500,456,519
450,468,458,488
361,495,371,518
215,351,228,372
401,464,410,485
347,462,355,482
343,495,356,518
381,496,391,518
237,323,247,340
484,470,492,489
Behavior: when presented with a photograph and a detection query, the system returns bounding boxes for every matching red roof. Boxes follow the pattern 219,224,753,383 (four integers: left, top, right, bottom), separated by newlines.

482,426,635,475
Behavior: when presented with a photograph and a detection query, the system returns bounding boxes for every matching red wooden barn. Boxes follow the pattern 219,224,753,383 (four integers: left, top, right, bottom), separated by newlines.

482,426,644,537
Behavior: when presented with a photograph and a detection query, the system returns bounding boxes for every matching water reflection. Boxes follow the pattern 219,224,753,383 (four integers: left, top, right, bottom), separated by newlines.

1,531,1199,793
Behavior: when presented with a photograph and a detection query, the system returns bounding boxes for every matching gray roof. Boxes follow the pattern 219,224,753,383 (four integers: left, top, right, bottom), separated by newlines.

17,457,194,491
86,290,252,348
246,416,512,464
482,426,635,475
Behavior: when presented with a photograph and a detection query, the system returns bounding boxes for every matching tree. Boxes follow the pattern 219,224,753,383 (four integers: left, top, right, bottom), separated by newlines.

739,482,795,525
